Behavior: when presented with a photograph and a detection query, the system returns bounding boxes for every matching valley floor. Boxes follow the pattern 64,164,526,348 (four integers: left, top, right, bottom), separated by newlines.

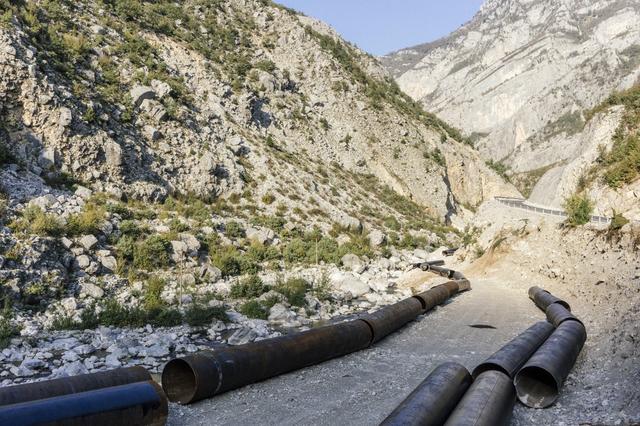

168,270,640,425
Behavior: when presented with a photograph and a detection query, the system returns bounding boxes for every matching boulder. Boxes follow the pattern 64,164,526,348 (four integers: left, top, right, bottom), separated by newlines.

29,194,57,210
140,99,168,122
76,254,91,269
268,303,298,326
80,282,104,299
368,229,386,247
341,253,366,273
99,255,117,272
104,141,123,167
58,107,73,127
330,272,369,298
245,227,275,245
79,235,98,250
130,85,155,107
74,186,93,199
227,327,258,345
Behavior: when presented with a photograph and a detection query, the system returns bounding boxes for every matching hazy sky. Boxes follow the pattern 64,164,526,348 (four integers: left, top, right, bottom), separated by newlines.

275,0,484,56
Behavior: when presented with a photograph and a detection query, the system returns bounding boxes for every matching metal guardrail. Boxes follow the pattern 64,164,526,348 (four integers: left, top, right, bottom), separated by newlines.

494,197,617,224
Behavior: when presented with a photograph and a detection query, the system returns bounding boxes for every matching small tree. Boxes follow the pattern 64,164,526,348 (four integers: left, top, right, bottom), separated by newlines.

564,194,594,227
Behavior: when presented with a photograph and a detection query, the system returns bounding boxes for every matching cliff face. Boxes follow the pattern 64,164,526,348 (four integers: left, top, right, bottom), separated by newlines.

0,0,516,225
383,0,640,172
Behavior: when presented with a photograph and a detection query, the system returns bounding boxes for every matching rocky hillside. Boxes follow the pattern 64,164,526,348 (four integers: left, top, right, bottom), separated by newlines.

383,0,640,206
0,0,517,381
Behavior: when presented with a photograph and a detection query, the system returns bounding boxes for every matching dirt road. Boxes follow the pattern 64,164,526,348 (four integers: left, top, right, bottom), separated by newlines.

167,279,545,425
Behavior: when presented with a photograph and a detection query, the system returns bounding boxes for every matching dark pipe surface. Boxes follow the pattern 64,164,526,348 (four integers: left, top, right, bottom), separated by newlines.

472,321,555,379
361,297,424,343
444,370,516,426
162,319,373,404
528,286,571,311
0,381,168,426
545,303,582,328
428,265,456,279
380,362,472,426
0,366,151,406
514,320,587,408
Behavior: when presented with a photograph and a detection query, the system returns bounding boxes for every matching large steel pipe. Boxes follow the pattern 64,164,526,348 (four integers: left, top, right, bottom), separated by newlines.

472,321,555,379
0,381,168,426
444,370,516,426
414,260,446,270
428,265,457,279
361,297,424,344
0,366,151,406
514,320,587,408
380,362,472,426
162,319,373,404
414,283,456,311
545,303,582,328
528,286,571,311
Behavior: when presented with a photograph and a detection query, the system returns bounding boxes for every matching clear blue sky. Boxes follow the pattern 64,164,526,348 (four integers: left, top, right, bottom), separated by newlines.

276,0,485,56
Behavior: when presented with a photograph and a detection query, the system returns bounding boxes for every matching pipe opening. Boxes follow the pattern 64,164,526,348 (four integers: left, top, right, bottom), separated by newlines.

471,362,509,379
162,359,198,404
514,366,559,408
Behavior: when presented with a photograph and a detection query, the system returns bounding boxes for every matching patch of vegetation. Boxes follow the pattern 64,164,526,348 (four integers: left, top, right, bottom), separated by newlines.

239,299,268,319
66,202,106,236
0,299,18,349
511,163,557,198
184,304,228,326
224,221,246,239
423,148,445,167
275,277,310,307
485,160,510,182
10,206,63,237
210,244,259,277
585,85,640,188
133,235,172,269
564,194,594,227
230,274,268,299
609,210,629,232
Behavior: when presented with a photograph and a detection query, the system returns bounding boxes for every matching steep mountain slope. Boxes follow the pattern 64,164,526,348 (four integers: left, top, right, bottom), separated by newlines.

383,0,640,177
0,0,514,225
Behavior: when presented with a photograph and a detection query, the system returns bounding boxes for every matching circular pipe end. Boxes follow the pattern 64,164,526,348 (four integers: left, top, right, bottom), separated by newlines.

471,362,510,380
162,358,199,404
514,365,559,408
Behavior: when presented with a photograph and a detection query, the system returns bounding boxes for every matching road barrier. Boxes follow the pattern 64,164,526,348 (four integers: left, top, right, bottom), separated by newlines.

162,264,470,404
380,362,472,426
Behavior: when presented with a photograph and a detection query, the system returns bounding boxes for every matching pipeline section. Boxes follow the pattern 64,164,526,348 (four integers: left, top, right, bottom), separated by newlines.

163,264,470,404
444,370,516,426
528,286,571,311
0,381,167,426
514,318,587,408
380,362,472,426
472,321,555,379
0,366,167,426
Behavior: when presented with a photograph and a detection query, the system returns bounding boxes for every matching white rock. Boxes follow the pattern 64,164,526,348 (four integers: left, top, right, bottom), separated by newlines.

330,272,370,298
341,253,366,273
80,282,104,299
76,255,91,269
130,85,156,107
368,230,386,247
79,235,98,250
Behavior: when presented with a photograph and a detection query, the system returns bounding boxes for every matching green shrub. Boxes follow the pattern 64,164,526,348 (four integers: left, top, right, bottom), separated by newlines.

184,304,228,326
275,277,310,307
119,220,143,237
10,206,63,237
225,221,245,238
486,160,510,181
147,307,183,327
210,245,258,277
261,193,276,205
239,299,268,319
143,277,166,310
66,203,105,236
312,272,332,301
133,235,171,269
0,141,11,165
609,211,629,232
564,194,594,227
0,301,17,348
230,274,267,299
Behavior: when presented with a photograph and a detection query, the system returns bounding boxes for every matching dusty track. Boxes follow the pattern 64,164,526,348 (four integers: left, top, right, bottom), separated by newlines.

167,279,543,425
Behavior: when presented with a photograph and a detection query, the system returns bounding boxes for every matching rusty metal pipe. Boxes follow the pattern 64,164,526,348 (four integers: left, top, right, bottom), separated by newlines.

528,286,571,311
545,303,582,328
0,381,168,426
162,319,373,404
472,321,555,379
514,320,587,408
380,362,472,426
0,366,151,406
427,265,457,279
361,297,424,344
444,370,516,426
